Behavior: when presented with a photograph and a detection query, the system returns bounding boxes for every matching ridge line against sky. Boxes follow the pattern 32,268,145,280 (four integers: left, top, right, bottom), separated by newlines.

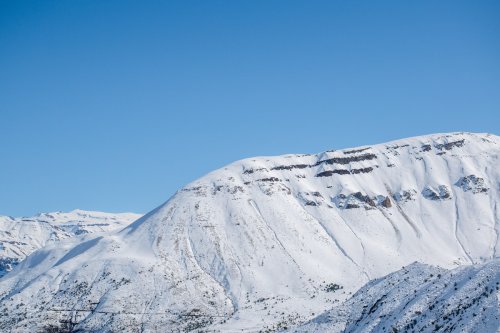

1,0,499,216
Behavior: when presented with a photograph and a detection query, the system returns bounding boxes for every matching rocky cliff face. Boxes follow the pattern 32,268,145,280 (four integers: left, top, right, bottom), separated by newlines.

0,132,499,332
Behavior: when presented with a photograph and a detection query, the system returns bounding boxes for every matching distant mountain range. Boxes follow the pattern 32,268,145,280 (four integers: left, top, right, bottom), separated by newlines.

0,132,499,332
0,210,141,277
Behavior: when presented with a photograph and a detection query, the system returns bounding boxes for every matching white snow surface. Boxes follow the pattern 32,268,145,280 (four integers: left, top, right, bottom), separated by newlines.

0,132,500,332
0,210,141,277
294,259,500,333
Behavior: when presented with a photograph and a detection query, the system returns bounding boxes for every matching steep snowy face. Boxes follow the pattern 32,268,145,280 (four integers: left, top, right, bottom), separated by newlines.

0,210,141,277
295,259,500,333
0,132,499,332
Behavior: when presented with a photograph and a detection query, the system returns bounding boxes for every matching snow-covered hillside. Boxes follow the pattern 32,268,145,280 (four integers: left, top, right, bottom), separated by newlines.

0,132,499,332
0,210,141,277
295,259,500,333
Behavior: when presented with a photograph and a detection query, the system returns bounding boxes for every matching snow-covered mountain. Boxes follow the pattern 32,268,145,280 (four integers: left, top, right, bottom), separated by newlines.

0,132,499,332
295,259,500,333
0,210,141,277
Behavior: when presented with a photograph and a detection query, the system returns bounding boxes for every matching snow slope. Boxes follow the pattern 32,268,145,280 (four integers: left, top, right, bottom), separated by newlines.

295,259,500,333
0,210,141,277
0,132,499,332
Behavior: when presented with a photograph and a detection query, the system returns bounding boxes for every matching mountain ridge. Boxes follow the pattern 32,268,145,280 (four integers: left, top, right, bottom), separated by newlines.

0,132,499,332
295,259,500,333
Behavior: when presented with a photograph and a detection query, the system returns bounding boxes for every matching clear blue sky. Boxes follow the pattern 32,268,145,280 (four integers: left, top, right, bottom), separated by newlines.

1,1,499,216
